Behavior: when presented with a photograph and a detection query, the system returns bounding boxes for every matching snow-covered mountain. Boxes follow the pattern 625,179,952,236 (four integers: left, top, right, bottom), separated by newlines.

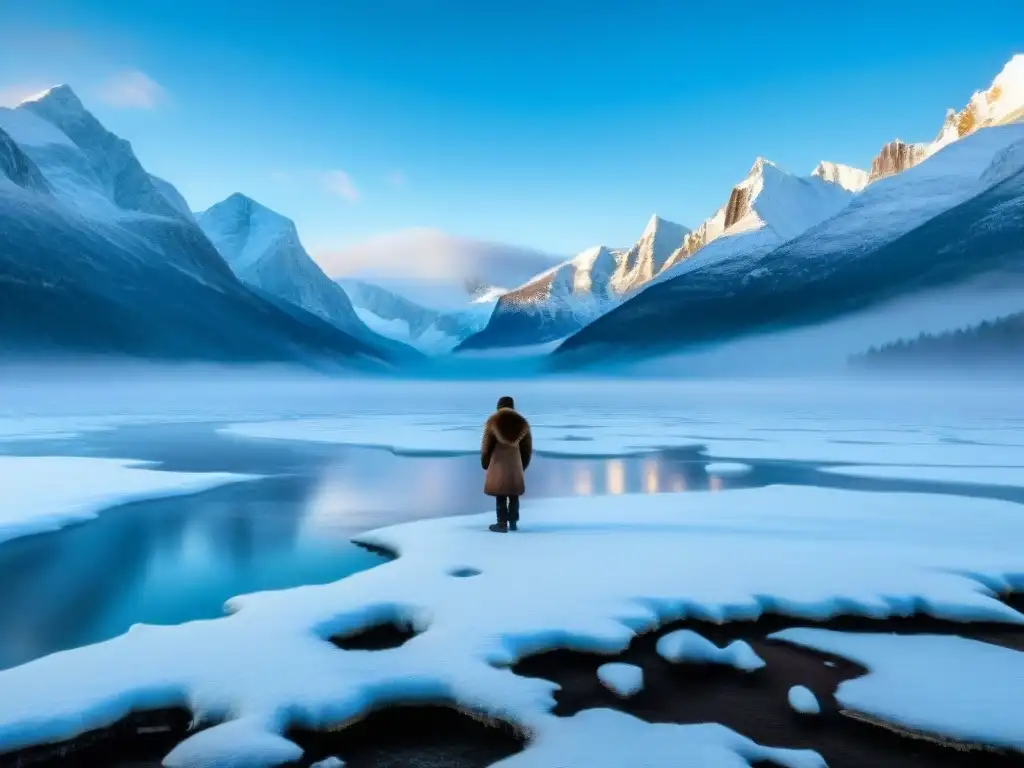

197,194,369,337
319,228,561,351
0,87,396,366
338,279,497,352
811,161,869,192
458,158,865,351
455,216,691,349
554,121,1024,366
869,54,1024,181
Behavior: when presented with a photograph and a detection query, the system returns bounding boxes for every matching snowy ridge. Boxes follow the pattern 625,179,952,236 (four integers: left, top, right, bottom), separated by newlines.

811,161,869,192
869,54,1024,181
339,278,491,352
663,157,860,273
556,120,1024,361
197,194,373,340
457,219,689,349
0,86,394,364
8,85,188,221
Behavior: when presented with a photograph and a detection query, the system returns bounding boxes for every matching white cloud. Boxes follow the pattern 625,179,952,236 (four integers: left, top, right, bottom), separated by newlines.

321,170,360,202
314,228,562,283
0,82,51,107
96,70,166,109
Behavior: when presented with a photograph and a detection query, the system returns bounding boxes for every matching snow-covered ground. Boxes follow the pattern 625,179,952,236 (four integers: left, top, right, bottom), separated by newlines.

773,630,1024,749
1,485,1024,765
0,456,255,544
2,375,1024,765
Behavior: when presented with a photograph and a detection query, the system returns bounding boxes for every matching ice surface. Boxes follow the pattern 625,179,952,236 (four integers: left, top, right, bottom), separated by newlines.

2,485,1023,764
772,629,1024,750
220,417,705,457
597,663,644,697
704,462,753,477
822,465,1024,488
656,630,765,672
0,456,255,544
492,709,824,768
787,686,820,715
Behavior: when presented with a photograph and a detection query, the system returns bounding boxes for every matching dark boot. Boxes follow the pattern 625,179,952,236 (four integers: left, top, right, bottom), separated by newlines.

490,497,509,533
508,496,520,531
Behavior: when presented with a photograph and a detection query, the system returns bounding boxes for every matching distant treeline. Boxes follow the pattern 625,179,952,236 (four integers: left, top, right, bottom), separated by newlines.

851,312,1024,369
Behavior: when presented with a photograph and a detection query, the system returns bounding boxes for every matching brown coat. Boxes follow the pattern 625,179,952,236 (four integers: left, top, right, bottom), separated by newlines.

480,408,532,497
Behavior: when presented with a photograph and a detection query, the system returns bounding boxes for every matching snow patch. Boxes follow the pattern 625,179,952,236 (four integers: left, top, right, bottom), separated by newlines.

656,630,765,672
772,629,1024,750
788,686,821,716
495,709,824,768
597,663,644,697
0,456,256,544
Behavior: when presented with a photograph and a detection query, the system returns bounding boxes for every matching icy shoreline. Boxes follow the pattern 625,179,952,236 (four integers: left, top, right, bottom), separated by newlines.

0,456,257,545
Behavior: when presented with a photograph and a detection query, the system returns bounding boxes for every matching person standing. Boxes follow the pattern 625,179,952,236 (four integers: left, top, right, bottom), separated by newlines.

480,396,532,532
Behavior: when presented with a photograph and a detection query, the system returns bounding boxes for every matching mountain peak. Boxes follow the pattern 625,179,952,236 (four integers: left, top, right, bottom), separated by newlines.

19,84,86,114
642,213,688,239
747,156,776,177
811,161,869,192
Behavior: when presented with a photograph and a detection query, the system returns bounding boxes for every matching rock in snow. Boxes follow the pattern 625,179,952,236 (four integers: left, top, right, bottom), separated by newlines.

597,663,645,697
787,686,821,716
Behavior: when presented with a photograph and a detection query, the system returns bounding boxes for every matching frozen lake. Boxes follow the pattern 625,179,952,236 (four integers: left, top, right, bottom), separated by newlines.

2,373,1024,670
2,375,1024,766
0,423,761,669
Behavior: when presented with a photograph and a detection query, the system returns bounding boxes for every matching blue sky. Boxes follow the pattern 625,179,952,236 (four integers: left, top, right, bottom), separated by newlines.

1,0,1021,262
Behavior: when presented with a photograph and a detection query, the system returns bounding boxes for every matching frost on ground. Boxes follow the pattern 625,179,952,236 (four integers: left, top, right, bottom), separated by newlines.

787,686,820,716
0,456,255,545
656,629,765,672
1,486,1024,765
772,629,1024,751
596,663,644,698
704,462,753,477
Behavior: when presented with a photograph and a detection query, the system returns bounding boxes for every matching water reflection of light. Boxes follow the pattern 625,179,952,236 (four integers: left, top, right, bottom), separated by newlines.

300,464,389,537
709,476,723,492
642,460,659,494
573,464,593,496
606,460,625,496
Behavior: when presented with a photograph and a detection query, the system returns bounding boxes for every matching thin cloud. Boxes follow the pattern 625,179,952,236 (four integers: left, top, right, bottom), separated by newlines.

321,170,360,202
0,82,51,107
97,70,166,109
